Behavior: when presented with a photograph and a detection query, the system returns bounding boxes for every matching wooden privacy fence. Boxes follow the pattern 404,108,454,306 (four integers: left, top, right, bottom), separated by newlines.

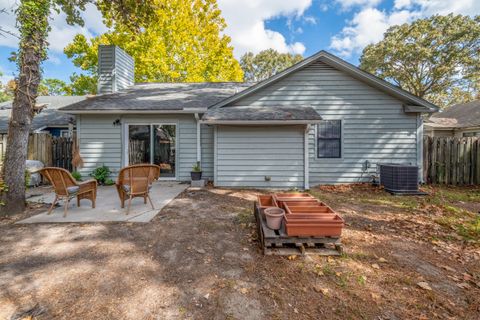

0,133,73,171
423,136,480,185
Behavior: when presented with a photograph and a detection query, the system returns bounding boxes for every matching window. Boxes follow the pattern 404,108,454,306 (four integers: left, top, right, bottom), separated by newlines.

317,120,341,158
463,132,479,137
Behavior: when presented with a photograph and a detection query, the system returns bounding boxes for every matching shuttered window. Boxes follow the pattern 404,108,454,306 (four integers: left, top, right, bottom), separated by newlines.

317,120,341,158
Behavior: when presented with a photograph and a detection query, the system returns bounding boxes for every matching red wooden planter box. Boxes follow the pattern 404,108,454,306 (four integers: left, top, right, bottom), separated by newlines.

285,214,344,237
274,193,317,210
274,193,316,202
284,204,335,215
257,195,278,208
277,200,325,210
285,213,332,223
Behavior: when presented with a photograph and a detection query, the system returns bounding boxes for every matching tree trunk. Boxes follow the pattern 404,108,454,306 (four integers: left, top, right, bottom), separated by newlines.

0,0,50,216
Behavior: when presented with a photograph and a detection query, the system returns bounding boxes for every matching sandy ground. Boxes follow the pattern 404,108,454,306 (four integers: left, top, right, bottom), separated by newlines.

0,185,479,319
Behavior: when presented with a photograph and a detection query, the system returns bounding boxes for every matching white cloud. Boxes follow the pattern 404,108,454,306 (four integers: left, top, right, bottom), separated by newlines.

304,16,318,24
1,0,311,59
330,0,480,57
217,0,311,56
0,1,107,53
335,0,383,11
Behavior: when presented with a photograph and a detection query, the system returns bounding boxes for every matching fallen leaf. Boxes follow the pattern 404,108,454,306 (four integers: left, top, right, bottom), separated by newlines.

288,255,298,260
370,292,380,300
371,263,380,270
462,273,472,281
417,282,432,291
239,288,248,294
378,257,388,263
441,265,456,273
457,282,470,289
313,285,329,296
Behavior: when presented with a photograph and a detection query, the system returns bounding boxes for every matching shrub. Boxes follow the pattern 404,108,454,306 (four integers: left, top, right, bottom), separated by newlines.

71,171,82,181
90,165,111,185
192,162,202,172
104,178,115,186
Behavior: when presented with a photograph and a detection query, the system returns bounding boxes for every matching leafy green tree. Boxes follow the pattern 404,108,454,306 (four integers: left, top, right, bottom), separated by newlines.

240,49,304,82
64,0,243,93
0,72,12,102
360,14,480,108
38,78,68,95
65,73,97,95
0,0,156,215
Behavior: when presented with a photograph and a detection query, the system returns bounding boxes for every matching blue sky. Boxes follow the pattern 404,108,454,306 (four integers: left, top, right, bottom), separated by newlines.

0,0,479,85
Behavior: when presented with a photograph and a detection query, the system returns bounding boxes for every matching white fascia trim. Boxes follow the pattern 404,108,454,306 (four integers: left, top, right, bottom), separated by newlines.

200,120,323,125
59,109,207,114
33,126,47,133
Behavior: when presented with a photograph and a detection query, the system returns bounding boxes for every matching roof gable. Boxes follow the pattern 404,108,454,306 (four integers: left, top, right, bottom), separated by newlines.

211,50,439,113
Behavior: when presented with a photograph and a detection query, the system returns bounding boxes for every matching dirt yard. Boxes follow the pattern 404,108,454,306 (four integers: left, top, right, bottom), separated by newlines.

0,184,479,319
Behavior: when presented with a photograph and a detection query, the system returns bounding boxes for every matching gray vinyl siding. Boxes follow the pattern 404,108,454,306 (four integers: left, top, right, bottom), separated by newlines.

230,61,419,185
97,45,134,94
77,114,199,181
201,124,214,179
215,125,304,188
77,115,122,178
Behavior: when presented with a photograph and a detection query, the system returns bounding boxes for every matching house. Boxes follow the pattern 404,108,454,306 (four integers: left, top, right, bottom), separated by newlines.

60,45,438,188
424,100,480,138
0,95,86,137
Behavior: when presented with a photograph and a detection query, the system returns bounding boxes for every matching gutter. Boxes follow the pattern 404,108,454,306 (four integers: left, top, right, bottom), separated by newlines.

58,109,208,115
199,120,323,125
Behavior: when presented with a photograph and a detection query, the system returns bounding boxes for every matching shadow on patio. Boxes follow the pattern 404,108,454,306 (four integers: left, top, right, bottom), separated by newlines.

18,181,188,223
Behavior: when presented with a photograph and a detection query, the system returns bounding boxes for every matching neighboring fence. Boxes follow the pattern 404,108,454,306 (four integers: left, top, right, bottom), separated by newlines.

0,133,73,171
423,136,480,185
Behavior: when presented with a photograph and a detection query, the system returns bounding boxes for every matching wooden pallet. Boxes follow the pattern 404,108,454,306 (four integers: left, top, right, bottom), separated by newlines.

254,203,343,256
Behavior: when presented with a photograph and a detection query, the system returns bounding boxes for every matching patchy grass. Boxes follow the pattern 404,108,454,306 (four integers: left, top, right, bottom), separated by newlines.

312,184,480,243
1,185,479,320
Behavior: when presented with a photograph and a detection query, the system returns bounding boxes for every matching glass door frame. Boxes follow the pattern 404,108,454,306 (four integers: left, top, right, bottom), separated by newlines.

123,122,178,180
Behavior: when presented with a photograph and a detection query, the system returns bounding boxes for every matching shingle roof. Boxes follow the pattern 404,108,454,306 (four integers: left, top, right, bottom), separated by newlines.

202,105,322,123
0,96,86,132
426,100,480,128
60,82,253,112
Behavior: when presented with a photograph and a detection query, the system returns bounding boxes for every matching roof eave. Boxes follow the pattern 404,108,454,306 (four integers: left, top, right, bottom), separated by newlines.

199,120,323,125
58,108,208,114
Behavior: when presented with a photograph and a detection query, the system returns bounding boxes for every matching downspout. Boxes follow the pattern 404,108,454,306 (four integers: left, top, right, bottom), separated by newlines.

195,113,201,163
304,124,310,190
416,114,424,183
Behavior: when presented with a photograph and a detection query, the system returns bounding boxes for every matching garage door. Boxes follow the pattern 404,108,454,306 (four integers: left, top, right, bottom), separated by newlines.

215,125,305,188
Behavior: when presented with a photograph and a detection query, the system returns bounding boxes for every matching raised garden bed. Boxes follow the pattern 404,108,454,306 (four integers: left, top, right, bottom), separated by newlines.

254,202,342,256
284,203,335,215
277,200,326,209
257,195,278,208
284,214,344,237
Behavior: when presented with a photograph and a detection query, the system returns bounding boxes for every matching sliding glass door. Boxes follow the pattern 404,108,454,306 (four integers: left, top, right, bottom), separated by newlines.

127,124,176,178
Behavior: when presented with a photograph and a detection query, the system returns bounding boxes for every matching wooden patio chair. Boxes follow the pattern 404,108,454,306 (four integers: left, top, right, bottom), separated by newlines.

38,167,97,217
115,164,160,214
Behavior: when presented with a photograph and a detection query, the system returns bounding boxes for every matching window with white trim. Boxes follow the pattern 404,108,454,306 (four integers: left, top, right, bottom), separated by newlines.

317,120,341,158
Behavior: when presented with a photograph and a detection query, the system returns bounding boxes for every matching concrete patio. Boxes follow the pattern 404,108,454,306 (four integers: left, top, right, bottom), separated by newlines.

19,181,188,224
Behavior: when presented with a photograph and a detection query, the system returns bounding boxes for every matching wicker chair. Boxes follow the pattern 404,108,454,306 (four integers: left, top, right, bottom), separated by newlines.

116,164,160,214
38,167,97,217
